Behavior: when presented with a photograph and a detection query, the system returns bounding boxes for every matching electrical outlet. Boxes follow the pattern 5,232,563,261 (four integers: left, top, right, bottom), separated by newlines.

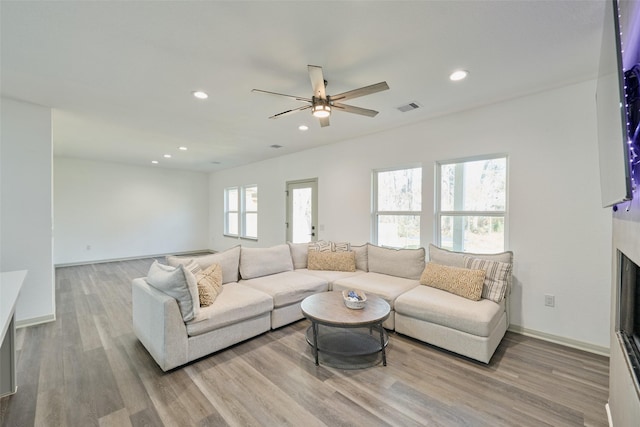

544,294,555,307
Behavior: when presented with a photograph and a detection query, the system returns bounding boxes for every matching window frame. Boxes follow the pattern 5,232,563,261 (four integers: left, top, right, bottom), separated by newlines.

435,154,508,253
224,185,258,240
224,186,239,237
371,165,422,248
241,185,258,240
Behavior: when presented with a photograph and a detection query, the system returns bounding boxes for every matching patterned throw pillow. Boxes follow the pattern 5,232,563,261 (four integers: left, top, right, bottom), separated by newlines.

308,240,332,252
196,263,223,307
307,251,356,272
463,256,512,303
420,262,486,301
332,241,351,252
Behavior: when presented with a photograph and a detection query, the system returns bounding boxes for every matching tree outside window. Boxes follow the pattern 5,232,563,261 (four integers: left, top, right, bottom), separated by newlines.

373,167,421,249
437,156,507,253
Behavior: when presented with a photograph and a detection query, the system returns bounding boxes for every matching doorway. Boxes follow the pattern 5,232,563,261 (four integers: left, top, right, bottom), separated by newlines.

286,179,318,243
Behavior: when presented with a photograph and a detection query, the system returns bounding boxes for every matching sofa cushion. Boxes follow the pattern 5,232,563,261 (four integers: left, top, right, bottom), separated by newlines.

428,244,514,296
395,285,505,337
288,242,308,269
196,263,223,307
145,261,199,322
240,244,293,279
296,269,363,285
307,251,356,272
186,283,273,337
332,272,419,309
367,245,425,280
167,245,241,284
240,271,329,308
351,244,369,271
464,256,512,303
420,262,485,301
428,244,513,267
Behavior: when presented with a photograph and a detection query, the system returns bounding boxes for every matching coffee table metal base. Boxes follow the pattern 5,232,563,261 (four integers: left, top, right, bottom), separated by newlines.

305,323,388,369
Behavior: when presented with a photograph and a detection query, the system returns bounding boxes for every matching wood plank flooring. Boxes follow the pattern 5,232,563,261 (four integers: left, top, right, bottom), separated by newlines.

0,258,610,426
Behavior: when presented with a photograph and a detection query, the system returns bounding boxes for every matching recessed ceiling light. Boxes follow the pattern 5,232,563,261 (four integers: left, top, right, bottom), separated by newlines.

298,125,309,131
192,91,208,99
163,154,172,158
151,160,159,164
449,70,469,81
178,146,188,151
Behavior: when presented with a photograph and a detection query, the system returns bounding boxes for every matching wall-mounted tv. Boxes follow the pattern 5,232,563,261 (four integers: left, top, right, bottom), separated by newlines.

596,0,634,208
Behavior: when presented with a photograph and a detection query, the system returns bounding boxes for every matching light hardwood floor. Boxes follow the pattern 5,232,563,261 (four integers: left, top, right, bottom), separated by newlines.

0,258,609,426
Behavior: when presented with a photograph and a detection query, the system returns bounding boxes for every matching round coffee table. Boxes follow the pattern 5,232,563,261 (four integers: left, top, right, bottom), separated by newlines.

300,291,390,369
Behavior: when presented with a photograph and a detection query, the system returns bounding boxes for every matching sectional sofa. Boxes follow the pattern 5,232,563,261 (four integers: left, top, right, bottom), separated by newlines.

132,242,513,371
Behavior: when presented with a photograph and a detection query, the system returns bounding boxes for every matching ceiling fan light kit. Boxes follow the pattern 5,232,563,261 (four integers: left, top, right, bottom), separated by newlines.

252,65,389,127
312,98,331,118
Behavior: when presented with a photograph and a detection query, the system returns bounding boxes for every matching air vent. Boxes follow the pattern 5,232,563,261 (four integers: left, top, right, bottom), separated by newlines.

270,144,283,149
397,102,421,113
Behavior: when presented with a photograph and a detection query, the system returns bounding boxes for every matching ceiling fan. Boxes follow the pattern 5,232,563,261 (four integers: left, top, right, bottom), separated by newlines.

252,65,389,127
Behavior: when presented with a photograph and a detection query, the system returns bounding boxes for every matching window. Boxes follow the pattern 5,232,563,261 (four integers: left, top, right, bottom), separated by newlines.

373,167,421,248
436,155,507,253
224,187,239,236
243,185,258,239
225,185,258,239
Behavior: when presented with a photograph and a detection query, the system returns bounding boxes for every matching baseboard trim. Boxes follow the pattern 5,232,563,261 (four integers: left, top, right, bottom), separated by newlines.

54,249,214,268
509,325,610,357
16,313,56,329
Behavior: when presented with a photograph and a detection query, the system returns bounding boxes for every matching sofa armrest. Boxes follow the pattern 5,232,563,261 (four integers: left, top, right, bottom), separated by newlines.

132,277,188,371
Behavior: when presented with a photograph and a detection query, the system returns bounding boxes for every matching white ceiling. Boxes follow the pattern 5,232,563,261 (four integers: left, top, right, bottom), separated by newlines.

1,1,606,172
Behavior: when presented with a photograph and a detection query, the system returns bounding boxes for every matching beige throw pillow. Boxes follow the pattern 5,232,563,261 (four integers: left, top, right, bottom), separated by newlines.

307,251,356,272
420,262,486,301
196,263,223,307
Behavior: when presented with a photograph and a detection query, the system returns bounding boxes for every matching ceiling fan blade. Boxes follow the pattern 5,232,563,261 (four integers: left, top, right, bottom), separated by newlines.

319,116,330,127
252,89,311,102
308,65,327,99
269,105,312,119
330,81,389,102
332,102,379,117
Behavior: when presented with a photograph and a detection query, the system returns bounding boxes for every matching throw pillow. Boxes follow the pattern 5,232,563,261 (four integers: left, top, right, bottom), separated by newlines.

145,261,199,322
308,240,332,252
166,245,241,284
184,260,202,276
196,263,223,307
463,256,512,303
307,251,356,272
332,241,351,252
420,262,486,301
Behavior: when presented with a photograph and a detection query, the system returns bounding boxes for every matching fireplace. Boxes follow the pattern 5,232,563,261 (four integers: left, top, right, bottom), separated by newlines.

618,250,640,391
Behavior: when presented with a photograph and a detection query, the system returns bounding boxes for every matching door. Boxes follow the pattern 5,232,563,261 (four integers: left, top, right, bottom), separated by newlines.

286,179,318,243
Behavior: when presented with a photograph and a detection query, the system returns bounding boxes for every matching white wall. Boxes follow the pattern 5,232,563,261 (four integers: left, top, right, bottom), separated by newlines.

54,158,209,265
1,97,55,325
209,80,612,349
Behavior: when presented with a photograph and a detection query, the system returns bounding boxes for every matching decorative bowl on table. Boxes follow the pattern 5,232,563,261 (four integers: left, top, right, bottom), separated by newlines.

342,289,367,309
